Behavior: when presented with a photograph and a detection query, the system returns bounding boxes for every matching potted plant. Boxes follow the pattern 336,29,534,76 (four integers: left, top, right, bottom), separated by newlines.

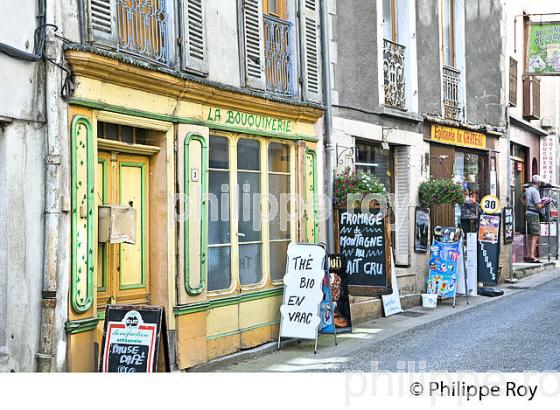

333,167,387,209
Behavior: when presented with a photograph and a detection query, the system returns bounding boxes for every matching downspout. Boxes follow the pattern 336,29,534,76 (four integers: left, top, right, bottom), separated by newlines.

320,0,335,253
36,0,61,372
505,105,513,281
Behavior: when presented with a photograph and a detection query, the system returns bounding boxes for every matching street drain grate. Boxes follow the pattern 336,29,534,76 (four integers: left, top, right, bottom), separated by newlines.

400,311,426,318
507,286,531,290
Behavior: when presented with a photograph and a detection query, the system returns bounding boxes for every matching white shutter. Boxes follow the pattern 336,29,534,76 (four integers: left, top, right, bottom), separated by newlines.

300,0,322,103
394,146,410,266
242,0,266,89
181,0,209,74
87,0,117,46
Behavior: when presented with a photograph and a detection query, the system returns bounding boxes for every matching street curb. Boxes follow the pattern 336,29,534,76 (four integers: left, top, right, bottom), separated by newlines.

187,267,560,372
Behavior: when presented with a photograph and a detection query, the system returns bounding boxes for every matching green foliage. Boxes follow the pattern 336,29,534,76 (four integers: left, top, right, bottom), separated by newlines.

419,178,464,209
333,168,387,208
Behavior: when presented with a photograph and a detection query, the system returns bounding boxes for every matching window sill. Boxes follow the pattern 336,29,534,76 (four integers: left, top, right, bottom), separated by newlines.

375,105,422,122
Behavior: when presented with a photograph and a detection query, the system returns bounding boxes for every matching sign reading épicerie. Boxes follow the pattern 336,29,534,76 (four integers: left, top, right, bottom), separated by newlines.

207,107,295,135
431,125,487,150
527,22,560,75
279,243,326,340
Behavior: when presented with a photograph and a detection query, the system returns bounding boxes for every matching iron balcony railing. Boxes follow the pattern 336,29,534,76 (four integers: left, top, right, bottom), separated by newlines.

442,65,462,120
383,39,406,110
264,15,293,95
116,0,169,65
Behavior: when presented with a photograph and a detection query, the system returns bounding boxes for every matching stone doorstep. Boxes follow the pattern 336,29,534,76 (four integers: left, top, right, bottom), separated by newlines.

512,261,557,280
349,293,421,325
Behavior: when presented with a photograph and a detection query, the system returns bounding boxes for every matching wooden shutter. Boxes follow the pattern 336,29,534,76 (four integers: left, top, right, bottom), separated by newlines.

523,76,541,120
533,77,541,119
242,0,266,89
509,57,517,106
181,0,208,74
394,146,410,266
300,0,322,103
87,0,117,46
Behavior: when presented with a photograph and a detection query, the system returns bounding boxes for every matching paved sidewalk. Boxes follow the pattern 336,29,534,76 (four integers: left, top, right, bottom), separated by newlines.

190,268,560,372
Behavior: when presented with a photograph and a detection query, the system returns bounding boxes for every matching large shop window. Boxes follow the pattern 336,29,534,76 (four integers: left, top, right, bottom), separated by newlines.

207,135,295,292
453,151,482,204
355,140,393,192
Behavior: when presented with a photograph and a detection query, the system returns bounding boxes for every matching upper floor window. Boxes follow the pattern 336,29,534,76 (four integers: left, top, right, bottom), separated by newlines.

264,0,287,19
87,0,170,65
241,0,322,103
382,0,398,42
441,0,456,67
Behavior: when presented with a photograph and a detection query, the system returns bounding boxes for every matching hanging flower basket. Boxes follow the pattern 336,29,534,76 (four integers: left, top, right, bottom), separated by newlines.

418,178,464,209
333,168,388,209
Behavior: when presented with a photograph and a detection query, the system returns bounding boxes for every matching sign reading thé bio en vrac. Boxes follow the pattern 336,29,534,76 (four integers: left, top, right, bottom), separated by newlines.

279,243,326,340
99,305,169,373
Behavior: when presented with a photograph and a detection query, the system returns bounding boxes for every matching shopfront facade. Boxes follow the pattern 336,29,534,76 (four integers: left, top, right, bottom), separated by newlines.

508,118,548,263
63,49,323,371
427,122,500,230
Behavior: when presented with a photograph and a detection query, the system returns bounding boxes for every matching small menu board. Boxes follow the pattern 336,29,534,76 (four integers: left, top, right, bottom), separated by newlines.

99,305,169,373
338,209,392,296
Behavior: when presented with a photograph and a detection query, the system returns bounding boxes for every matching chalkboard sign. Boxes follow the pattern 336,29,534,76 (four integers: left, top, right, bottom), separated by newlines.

503,207,514,244
414,207,430,253
99,305,169,373
337,209,392,297
478,214,501,285
327,254,352,331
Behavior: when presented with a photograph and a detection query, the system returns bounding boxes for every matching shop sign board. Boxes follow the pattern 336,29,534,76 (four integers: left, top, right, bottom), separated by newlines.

327,254,352,330
527,22,560,75
431,125,487,150
382,250,403,317
279,243,326,340
458,232,478,297
478,214,501,285
206,106,295,136
540,135,558,184
427,236,463,299
338,209,392,297
503,207,514,244
414,207,430,253
99,305,169,373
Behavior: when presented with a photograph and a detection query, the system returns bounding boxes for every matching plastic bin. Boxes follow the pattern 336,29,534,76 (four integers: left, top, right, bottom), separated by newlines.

421,293,438,308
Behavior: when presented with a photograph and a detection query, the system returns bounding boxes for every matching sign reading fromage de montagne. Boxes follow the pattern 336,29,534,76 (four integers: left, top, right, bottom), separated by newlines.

527,22,560,75
431,125,487,150
207,107,294,135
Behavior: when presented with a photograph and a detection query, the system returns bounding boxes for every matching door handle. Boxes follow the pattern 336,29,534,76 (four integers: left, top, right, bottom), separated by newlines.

237,232,246,238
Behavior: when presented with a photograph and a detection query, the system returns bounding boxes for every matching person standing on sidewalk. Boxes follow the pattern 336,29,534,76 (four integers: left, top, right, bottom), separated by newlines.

522,175,546,263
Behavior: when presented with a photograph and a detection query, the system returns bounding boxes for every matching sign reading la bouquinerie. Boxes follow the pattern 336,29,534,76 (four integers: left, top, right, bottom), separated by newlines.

338,209,392,297
99,305,169,373
207,107,295,135
431,125,487,150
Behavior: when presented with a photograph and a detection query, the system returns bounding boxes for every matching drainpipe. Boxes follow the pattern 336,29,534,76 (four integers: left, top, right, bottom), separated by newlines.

320,0,335,253
505,105,514,281
36,0,61,372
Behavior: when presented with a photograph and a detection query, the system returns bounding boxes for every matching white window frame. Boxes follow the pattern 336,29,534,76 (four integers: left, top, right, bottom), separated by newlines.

376,0,419,113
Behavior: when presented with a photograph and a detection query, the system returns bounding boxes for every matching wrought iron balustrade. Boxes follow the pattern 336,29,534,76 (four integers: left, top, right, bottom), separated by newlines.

264,15,292,95
116,0,169,65
383,39,406,110
442,65,462,120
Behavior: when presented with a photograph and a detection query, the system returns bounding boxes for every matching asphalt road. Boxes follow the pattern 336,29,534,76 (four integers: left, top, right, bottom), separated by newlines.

344,277,560,372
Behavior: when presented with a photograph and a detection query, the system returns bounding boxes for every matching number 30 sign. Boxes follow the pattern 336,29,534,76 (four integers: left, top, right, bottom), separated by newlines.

480,194,501,214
